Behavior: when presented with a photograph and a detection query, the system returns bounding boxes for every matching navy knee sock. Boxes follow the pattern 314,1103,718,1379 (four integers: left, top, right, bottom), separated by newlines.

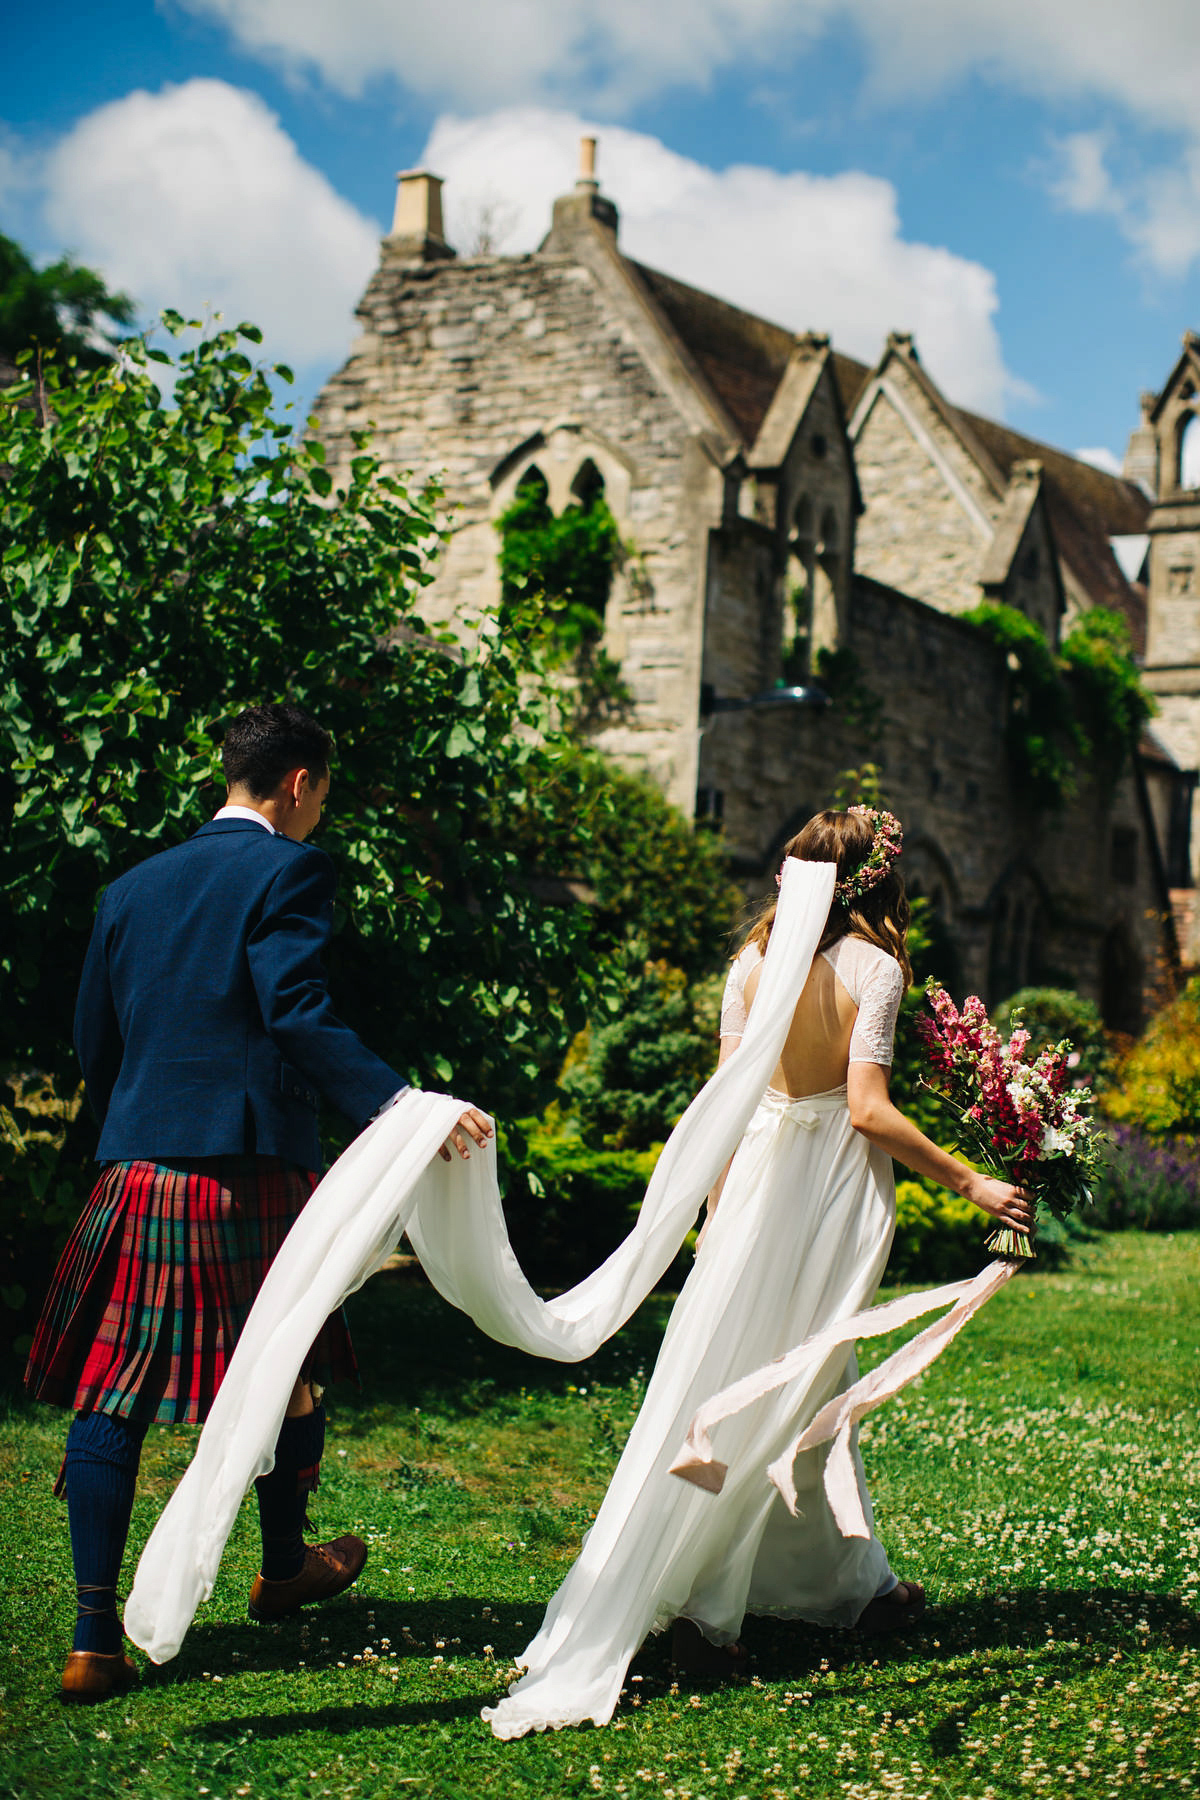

255,1405,325,1582
64,1411,148,1656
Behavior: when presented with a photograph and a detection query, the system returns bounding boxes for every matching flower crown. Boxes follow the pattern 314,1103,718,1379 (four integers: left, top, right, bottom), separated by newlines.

776,804,903,903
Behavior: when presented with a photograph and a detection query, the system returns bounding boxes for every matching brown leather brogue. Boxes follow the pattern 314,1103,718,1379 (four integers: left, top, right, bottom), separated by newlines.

59,1650,137,1704
247,1535,368,1621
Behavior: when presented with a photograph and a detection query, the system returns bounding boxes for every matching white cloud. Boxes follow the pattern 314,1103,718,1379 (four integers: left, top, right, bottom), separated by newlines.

177,0,1200,132
427,109,1019,416
40,79,380,367
172,0,818,110
1049,131,1200,278
177,0,1200,280
1046,132,1120,217
1076,446,1123,476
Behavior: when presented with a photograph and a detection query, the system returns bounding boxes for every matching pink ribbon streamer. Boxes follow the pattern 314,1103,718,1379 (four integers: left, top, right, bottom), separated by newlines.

670,1258,1020,1535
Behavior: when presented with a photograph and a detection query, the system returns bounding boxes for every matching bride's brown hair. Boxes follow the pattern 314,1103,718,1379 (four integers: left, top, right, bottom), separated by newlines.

744,808,912,985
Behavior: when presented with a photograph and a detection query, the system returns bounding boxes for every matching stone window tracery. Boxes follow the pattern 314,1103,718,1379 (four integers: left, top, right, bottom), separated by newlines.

783,496,815,681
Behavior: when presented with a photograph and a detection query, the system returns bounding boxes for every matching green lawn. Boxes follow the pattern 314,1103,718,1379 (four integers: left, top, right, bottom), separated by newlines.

2,1231,1197,1799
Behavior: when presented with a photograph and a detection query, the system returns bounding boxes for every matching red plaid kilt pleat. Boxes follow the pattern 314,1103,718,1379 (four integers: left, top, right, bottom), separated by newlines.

24,1156,357,1425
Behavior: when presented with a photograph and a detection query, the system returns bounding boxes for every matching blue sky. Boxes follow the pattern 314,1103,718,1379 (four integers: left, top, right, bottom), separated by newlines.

4,0,1199,472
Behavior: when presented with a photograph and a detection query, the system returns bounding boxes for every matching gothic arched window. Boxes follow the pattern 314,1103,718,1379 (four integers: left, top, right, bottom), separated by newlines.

1180,411,1200,492
783,496,815,682
570,458,605,508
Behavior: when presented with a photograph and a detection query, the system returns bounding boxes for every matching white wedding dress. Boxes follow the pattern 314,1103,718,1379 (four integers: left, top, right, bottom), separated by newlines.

483,933,906,1737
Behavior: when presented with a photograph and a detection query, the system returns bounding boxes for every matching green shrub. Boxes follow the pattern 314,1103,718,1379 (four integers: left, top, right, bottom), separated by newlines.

1104,976,1200,1133
886,1180,985,1282
562,958,722,1151
994,986,1117,1090
501,1129,668,1287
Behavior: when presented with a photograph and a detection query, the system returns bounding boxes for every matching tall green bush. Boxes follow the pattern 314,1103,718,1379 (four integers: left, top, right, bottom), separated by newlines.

561,958,723,1151
504,747,736,978
0,319,613,1337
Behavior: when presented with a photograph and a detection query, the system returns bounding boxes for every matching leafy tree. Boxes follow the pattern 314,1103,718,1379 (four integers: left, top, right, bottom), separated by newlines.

503,745,736,978
0,318,607,1317
993,986,1116,1090
0,231,134,366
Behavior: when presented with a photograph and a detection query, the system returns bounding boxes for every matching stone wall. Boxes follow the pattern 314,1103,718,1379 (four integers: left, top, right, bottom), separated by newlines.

698,574,1169,1018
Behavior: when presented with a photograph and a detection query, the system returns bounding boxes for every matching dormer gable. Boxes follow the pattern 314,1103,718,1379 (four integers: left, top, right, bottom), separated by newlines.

978,460,1066,645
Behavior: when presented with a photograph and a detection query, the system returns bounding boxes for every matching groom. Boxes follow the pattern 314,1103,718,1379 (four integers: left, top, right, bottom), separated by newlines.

26,702,490,1701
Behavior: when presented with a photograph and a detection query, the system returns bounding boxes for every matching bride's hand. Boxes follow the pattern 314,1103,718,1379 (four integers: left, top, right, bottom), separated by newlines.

439,1106,494,1162
962,1171,1034,1233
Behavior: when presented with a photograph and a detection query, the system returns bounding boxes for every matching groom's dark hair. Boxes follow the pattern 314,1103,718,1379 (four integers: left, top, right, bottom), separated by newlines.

222,703,334,798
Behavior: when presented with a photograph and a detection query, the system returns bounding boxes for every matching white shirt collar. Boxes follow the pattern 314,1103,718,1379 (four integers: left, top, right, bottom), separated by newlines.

212,804,277,835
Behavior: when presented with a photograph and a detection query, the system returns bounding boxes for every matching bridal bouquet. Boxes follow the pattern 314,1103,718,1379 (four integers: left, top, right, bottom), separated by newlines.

916,980,1104,1258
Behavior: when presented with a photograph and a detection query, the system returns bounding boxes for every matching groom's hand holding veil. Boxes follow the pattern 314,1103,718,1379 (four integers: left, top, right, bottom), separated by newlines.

438,1106,494,1162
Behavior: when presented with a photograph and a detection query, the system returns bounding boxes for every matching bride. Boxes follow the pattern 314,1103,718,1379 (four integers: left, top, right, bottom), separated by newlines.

484,805,1032,1738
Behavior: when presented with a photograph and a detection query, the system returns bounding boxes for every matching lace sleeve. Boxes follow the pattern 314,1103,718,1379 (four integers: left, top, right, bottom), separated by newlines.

847,948,905,1067
719,944,762,1040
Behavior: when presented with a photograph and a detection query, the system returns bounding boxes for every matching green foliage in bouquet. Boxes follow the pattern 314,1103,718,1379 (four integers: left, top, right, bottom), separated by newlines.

918,980,1105,1259
1102,975,1200,1135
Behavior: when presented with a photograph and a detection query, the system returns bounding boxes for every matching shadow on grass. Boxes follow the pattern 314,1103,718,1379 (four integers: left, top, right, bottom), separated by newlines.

152,1597,538,1687
169,1585,1197,1740
188,1694,494,1742
743,1584,1199,1688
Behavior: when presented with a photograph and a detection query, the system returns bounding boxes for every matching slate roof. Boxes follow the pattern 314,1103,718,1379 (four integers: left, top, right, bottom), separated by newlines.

625,256,1148,633
626,262,796,444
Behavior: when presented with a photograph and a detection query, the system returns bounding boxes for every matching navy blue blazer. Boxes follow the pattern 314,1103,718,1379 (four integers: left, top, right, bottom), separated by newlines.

74,818,404,1171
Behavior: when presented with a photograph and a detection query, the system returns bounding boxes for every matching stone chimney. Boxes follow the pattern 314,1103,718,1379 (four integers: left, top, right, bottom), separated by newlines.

543,135,619,246
1123,388,1160,498
386,169,456,263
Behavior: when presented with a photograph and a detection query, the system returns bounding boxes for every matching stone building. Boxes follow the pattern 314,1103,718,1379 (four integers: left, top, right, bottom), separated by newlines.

314,146,1195,1025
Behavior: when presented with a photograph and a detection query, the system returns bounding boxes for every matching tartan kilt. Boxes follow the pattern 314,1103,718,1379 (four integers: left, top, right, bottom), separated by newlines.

24,1156,357,1425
